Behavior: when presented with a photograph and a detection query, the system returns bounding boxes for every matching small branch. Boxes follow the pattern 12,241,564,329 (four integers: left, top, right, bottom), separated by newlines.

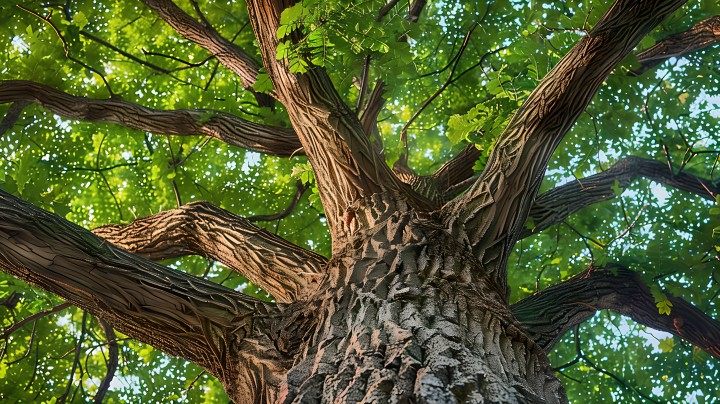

0,101,30,135
400,25,478,151
17,5,114,96
93,318,118,404
58,312,88,404
1,302,72,339
248,181,309,223
355,55,372,113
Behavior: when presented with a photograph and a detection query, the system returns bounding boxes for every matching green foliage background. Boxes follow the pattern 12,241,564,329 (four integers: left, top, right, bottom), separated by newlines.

0,0,719,402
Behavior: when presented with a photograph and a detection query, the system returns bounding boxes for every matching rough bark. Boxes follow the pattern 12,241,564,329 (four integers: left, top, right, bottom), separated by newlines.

140,0,261,89
246,0,431,240
0,80,301,157
93,200,327,302
633,15,720,75
281,195,566,403
523,156,720,238
445,0,687,298
0,189,292,402
1,0,715,402
511,265,720,358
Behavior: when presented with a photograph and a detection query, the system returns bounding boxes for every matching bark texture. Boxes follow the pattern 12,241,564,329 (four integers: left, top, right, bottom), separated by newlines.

2,0,719,403
93,200,326,302
512,265,720,357
0,80,301,156
280,196,566,403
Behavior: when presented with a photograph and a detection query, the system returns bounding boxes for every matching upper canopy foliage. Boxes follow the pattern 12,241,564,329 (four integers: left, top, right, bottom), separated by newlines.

0,0,719,402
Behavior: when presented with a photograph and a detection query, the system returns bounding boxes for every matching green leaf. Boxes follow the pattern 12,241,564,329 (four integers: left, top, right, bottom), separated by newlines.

656,298,673,315
252,72,274,94
658,337,674,353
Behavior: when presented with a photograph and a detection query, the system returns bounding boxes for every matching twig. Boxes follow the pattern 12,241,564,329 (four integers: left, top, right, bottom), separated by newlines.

248,181,309,222
1,302,72,339
17,5,114,96
400,24,478,158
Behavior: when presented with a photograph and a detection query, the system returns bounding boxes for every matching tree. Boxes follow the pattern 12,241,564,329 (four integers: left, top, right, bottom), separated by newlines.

0,0,719,402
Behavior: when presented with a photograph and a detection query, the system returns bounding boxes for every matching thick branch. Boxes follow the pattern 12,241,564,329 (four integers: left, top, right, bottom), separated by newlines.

0,80,301,156
140,0,261,89
246,0,430,237
445,0,687,295
523,156,720,238
512,265,720,358
633,15,720,75
0,189,288,392
92,201,326,302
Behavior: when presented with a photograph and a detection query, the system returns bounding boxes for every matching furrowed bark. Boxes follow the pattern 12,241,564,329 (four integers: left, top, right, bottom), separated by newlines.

92,200,327,302
633,15,720,75
511,265,720,358
522,156,720,238
281,196,566,403
445,0,687,297
0,80,301,156
0,189,290,400
246,0,431,240
140,0,261,89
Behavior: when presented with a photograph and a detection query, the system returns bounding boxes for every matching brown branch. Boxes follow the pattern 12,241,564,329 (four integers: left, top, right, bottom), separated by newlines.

407,0,428,23
1,302,73,339
58,312,88,404
632,15,720,75
444,0,688,297
92,200,327,302
140,0,261,89
0,101,30,135
522,156,720,238
0,189,289,395
246,0,431,237
247,180,309,223
93,318,117,404
0,80,301,156
512,265,720,359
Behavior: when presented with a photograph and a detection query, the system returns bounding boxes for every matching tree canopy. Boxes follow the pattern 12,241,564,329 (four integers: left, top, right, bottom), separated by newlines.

0,0,719,402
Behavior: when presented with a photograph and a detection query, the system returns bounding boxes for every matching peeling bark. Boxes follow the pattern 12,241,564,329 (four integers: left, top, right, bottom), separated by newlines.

512,265,720,358
93,200,326,302
0,80,301,157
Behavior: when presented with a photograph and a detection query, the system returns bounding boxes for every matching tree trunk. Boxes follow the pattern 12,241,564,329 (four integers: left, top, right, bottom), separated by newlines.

265,196,565,403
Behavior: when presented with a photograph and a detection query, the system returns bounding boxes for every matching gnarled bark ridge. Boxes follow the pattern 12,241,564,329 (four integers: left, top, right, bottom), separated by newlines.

2,0,719,403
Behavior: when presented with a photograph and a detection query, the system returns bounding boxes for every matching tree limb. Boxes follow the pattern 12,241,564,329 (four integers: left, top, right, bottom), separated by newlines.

93,318,118,404
0,80,301,156
632,15,720,75
92,200,327,302
0,189,290,395
140,0,261,90
246,0,431,237
444,0,687,296
511,265,720,358
523,156,720,238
